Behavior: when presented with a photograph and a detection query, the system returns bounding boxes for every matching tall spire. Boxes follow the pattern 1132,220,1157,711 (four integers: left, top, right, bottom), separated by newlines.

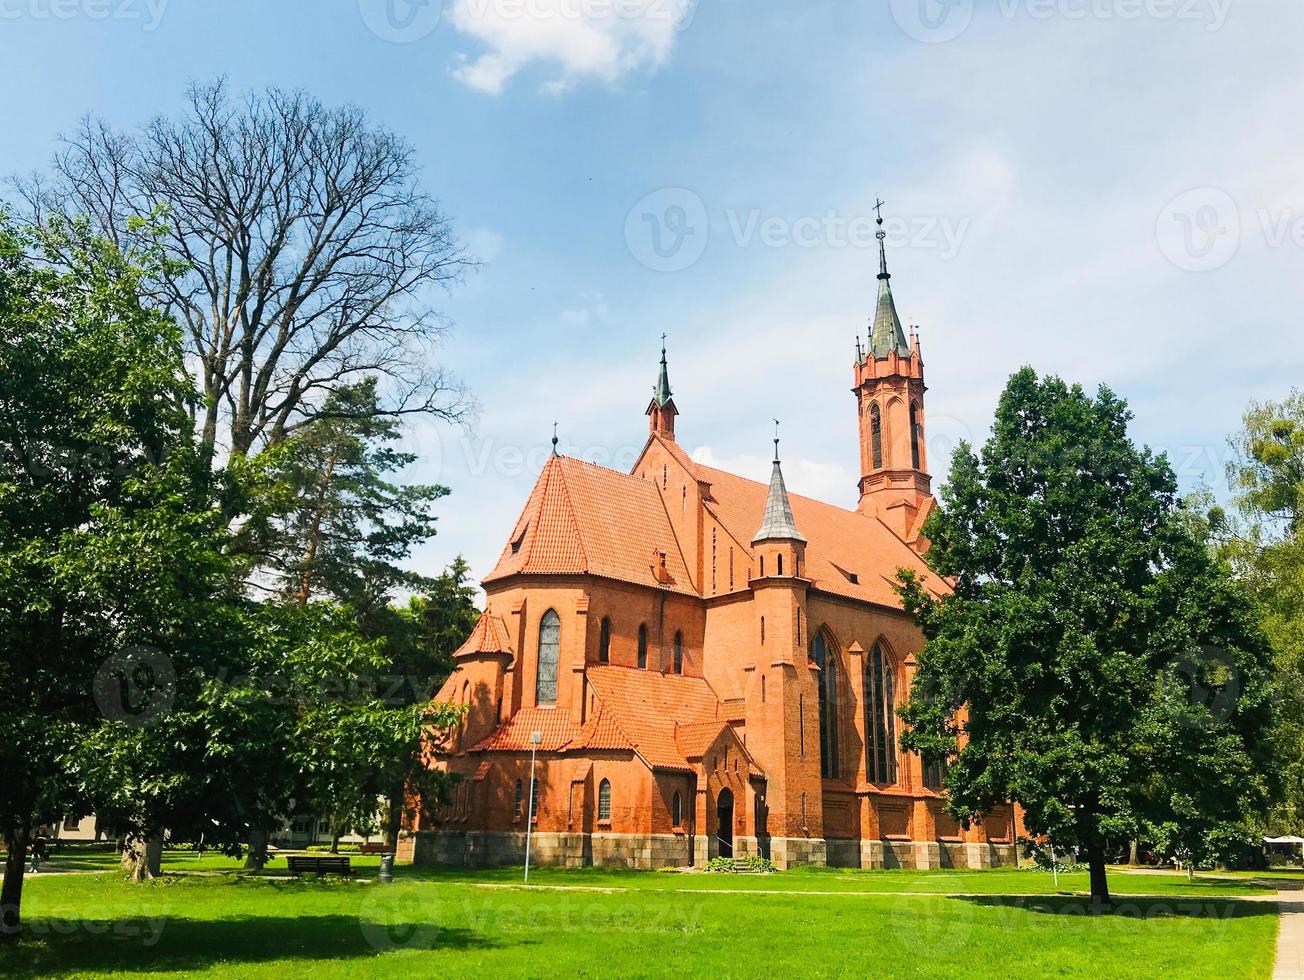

754,423,806,543
646,335,678,439
868,200,912,359
653,334,673,407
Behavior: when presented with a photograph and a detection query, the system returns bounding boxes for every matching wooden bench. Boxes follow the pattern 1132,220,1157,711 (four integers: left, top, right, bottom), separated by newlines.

285,855,352,877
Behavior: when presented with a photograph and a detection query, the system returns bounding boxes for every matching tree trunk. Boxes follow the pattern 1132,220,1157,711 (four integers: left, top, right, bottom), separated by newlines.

1,824,31,942
330,831,341,855
244,829,268,871
1086,842,1112,911
1128,839,1139,866
120,830,163,882
383,782,405,853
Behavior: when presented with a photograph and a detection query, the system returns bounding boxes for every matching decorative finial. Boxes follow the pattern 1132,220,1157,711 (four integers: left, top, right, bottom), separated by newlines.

551,421,559,456
874,197,890,282
661,332,667,360
773,419,781,461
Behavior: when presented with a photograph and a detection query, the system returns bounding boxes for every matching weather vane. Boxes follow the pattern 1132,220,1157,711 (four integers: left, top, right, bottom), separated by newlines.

551,421,559,456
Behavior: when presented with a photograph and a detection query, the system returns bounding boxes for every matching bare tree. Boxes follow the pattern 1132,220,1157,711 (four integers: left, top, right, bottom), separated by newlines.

20,78,474,459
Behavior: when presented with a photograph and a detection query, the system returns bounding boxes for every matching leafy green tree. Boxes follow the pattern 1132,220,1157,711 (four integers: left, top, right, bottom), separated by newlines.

260,378,449,611
898,368,1277,907
1224,392,1304,828
0,217,225,934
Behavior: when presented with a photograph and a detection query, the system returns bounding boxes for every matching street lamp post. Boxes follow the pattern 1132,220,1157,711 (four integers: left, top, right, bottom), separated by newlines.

524,730,542,884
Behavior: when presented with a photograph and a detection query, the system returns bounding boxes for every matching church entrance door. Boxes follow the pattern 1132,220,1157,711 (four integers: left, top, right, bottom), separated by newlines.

716,789,734,858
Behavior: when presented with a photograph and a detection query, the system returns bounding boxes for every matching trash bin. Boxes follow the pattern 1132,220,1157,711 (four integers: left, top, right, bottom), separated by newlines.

378,852,394,884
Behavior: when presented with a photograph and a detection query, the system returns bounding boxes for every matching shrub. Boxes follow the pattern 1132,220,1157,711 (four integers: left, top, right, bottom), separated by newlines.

706,856,735,873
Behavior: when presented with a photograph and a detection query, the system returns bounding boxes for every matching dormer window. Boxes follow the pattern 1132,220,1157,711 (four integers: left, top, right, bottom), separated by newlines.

510,523,528,555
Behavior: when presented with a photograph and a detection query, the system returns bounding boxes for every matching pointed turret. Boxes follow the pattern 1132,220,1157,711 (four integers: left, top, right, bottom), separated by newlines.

868,210,912,358
754,429,806,544
646,335,679,439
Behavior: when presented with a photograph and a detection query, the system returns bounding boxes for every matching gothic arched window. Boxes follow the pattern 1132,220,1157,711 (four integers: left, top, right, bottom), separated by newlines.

672,790,682,827
673,631,684,674
514,779,523,818
598,617,611,664
865,643,899,784
910,401,922,470
536,609,560,706
811,631,839,779
871,403,884,470
598,779,612,822
637,624,649,669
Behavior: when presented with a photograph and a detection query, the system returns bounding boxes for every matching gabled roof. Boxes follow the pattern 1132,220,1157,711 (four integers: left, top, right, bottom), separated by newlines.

680,442,946,607
483,455,696,595
585,664,725,772
453,611,513,660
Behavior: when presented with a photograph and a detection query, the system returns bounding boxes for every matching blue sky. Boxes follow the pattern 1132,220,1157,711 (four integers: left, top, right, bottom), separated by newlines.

3,0,1302,589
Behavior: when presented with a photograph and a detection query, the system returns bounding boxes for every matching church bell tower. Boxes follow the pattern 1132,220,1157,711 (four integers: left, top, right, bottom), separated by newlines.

854,204,931,538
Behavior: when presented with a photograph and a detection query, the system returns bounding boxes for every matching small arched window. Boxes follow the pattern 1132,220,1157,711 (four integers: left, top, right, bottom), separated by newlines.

598,779,612,822
870,403,884,470
910,402,922,470
598,617,611,664
637,624,648,669
673,631,684,674
760,617,766,644
777,553,784,576
536,610,560,705
514,779,523,818
672,790,682,827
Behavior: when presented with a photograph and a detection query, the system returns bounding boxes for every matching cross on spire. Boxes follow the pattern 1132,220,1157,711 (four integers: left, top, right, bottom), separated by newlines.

551,421,559,456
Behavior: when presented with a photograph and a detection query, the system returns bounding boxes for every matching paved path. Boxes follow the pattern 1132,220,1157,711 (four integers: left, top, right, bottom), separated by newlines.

1275,891,1304,979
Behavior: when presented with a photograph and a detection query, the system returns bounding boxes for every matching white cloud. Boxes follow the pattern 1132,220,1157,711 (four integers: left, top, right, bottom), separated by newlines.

448,0,694,94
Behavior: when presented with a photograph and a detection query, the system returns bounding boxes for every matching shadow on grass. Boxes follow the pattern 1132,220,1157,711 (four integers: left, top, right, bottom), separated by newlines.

957,894,1280,919
0,913,504,977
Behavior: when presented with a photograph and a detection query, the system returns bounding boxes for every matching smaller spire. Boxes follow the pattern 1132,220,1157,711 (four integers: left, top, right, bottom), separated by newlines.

867,198,913,359
754,425,806,544
653,333,673,407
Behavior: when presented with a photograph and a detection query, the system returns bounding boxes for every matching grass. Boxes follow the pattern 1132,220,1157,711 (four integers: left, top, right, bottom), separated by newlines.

0,862,1281,978
34,845,384,876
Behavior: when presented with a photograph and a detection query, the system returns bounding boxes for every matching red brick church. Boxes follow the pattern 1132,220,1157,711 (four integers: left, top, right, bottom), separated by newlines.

404,221,1018,870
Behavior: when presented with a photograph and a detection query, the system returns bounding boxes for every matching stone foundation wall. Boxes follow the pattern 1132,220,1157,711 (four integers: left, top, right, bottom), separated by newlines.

409,830,1016,871
408,831,691,869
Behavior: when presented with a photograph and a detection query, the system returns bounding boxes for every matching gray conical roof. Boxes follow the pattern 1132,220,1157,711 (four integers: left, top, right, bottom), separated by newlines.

653,344,673,407
754,454,806,543
868,221,912,358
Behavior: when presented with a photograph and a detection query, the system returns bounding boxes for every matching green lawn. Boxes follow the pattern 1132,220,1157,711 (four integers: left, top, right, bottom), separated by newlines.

35,845,383,875
0,863,1281,978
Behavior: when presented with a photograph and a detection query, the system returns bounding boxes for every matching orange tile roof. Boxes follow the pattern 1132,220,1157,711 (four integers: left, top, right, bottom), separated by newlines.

673,437,946,607
571,704,637,752
484,455,696,595
453,611,513,660
585,665,734,773
469,707,578,753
